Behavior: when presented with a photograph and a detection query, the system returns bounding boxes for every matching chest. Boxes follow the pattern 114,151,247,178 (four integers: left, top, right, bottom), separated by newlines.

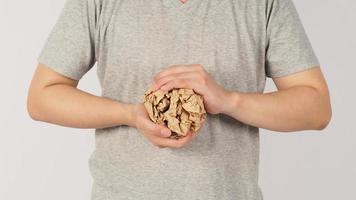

96,0,267,97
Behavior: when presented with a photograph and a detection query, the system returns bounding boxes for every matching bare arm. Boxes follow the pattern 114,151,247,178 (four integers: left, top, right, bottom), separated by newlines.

27,64,195,148
152,65,332,133
27,64,135,129
222,67,332,131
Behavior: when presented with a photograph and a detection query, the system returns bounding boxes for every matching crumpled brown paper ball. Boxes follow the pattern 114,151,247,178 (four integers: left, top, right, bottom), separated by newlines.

143,88,207,139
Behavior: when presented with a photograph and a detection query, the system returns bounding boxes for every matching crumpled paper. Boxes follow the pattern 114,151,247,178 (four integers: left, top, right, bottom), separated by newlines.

143,88,207,139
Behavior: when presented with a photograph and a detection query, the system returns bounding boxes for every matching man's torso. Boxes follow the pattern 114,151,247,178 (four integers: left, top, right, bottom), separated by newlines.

90,0,267,199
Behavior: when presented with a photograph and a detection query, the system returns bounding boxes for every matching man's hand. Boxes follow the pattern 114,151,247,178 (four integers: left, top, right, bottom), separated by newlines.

150,64,233,115
129,103,197,148
150,64,331,132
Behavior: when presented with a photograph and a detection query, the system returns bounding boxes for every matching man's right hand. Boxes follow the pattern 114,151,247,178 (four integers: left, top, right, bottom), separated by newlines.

129,103,195,148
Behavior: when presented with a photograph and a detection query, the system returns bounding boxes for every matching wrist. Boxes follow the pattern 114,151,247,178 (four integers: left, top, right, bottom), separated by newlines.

125,103,137,127
115,102,136,127
220,90,241,116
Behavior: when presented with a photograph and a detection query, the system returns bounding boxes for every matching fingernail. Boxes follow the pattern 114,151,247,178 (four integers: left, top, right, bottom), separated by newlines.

161,129,171,137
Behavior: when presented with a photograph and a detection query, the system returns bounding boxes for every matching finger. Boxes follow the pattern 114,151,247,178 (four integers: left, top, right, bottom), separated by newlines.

154,64,201,83
160,78,203,93
153,72,200,91
141,117,172,137
151,131,194,148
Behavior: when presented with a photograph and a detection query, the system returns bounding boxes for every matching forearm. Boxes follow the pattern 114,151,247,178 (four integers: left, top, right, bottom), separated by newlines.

27,84,135,129
222,86,331,132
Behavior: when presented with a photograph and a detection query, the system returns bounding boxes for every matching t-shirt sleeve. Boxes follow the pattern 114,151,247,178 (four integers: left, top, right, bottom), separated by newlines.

38,0,96,80
265,0,320,78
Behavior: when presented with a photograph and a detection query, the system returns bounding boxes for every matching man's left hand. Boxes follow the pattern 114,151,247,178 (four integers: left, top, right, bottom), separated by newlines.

150,64,236,115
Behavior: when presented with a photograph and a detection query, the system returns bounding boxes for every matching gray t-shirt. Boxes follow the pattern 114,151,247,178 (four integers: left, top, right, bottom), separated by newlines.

38,0,319,199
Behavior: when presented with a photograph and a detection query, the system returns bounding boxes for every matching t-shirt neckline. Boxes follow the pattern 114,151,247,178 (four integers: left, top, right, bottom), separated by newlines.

168,0,198,9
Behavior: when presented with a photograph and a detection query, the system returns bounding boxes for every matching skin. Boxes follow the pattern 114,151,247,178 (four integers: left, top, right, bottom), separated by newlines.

151,64,332,132
27,63,331,148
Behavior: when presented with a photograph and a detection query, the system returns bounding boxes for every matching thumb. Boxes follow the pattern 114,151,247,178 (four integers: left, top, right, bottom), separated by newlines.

157,124,172,137
142,117,171,137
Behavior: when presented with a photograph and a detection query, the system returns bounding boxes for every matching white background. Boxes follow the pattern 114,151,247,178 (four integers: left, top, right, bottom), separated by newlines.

1,0,355,199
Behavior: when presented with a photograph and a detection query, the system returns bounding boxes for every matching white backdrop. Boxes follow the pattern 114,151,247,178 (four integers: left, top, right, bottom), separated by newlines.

0,0,355,199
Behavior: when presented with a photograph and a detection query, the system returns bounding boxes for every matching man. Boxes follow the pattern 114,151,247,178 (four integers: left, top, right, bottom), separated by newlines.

27,0,331,199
